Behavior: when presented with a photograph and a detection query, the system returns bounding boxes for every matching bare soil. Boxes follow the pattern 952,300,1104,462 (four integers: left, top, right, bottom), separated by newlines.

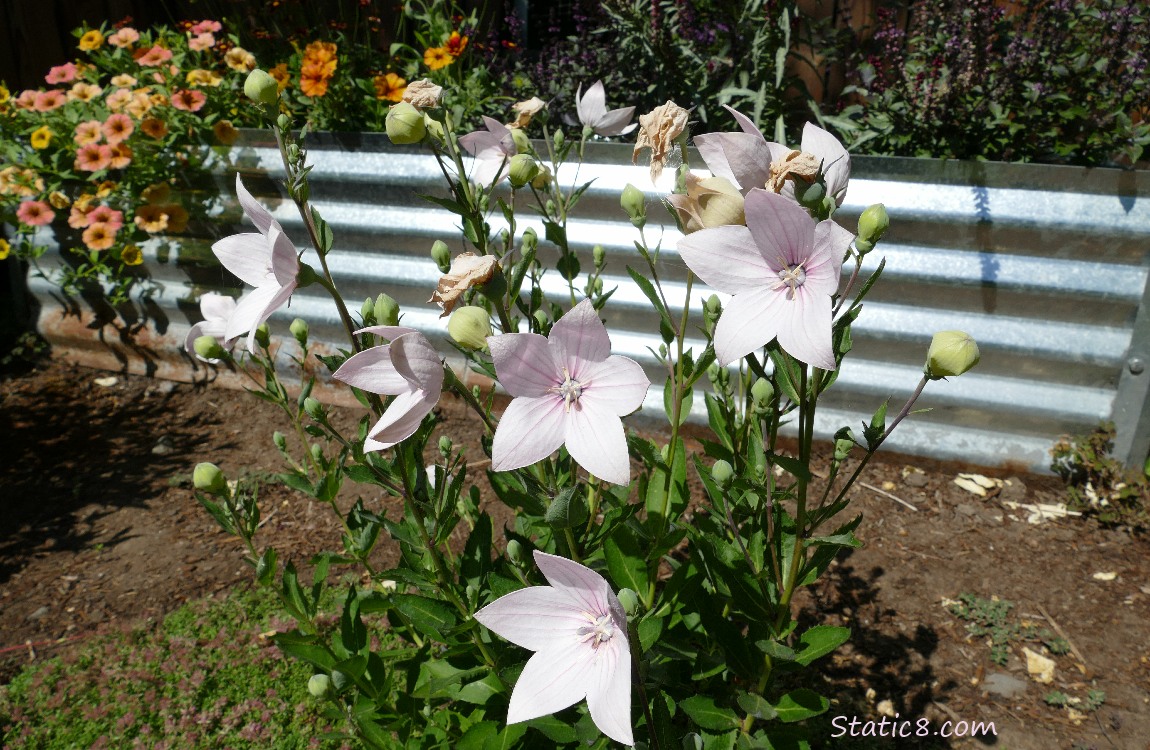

1,358,1148,749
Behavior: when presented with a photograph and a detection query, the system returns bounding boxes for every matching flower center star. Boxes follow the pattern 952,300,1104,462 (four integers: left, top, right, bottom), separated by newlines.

577,612,615,650
550,367,587,412
772,260,808,300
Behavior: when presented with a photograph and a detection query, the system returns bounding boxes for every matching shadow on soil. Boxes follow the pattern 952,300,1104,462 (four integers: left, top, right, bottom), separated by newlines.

0,365,224,585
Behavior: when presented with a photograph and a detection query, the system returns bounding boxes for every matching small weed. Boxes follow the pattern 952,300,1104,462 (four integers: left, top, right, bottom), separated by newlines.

947,594,1067,665
1051,421,1150,528
1045,689,1105,713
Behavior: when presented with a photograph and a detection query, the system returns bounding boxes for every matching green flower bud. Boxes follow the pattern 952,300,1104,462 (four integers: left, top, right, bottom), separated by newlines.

423,116,444,142
505,538,525,565
295,263,319,289
193,462,228,495
796,179,826,210
592,277,603,295
290,318,309,347
438,436,453,457
620,183,646,228
254,324,270,350
273,431,287,451
704,294,722,315
510,128,531,154
711,459,734,488
193,335,226,362
448,306,492,350
857,203,890,246
308,674,332,698
925,330,980,379
360,297,375,325
751,378,774,411
521,227,538,254
275,113,291,131
508,154,540,188
385,102,426,145
532,309,549,331
593,244,606,268
303,397,324,421
616,588,640,616
834,436,855,462
553,129,564,149
374,293,400,327
854,238,875,255
531,166,552,189
431,240,451,272
310,443,324,462
243,69,279,106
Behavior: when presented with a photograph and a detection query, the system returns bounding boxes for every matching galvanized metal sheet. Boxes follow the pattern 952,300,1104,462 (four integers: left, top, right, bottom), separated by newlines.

21,131,1150,472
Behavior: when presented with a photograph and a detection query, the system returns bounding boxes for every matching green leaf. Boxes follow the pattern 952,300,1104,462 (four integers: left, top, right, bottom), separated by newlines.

456,670,506,705
392,594,458,642
310,207,334,254
626,266,673,332
638,616,664,652
794,626,851,666
604,524,649,593
272,630,335,670
663,376,693,427
772,689,829,723
754,640,797,663
737,692,779,721
681,696,740,732
524,715,579,744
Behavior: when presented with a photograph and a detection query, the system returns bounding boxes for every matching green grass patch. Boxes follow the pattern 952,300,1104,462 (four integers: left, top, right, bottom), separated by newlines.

0,585,342,749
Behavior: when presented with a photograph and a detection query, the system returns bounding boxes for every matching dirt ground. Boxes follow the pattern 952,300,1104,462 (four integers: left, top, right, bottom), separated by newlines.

1,358,1148,750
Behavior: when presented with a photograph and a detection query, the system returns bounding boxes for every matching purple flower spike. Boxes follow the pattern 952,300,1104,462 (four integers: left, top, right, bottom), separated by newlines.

184,292,237,363
473,551,633,746
678,189,853,370
488,299,649,485
210,175,300,353
332,327,444,451
576,80,637,137
459,116,517,187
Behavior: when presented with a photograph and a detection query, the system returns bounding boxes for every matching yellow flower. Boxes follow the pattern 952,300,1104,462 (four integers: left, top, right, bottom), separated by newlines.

224,47,257,72
78,30,105,51
186,69,223,88
372,72,407,102
423,47,454,71
213,119,239,145
269,63,291,91
0,84,10,104
30,126,53,149
141,182,170,204
96,181,116,198
120,244,143,265
48,191,70,209
110,74,137,87
0,238,10,260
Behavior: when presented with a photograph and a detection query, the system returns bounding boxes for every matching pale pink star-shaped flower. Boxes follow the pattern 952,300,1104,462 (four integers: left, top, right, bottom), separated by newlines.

488,299,649,485
694,106,851,207
474,551,633,746
678,189,853,370
211,175,300,353
459,116,516,187
332,327,444,451
184,292,237,363
575,80,637,137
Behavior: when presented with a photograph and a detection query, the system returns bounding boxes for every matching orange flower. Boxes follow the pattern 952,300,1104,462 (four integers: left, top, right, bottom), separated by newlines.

299,41,338,97
105,88,133,111
170,89,207,112
82,222,117,251
373,72,407,102
300,62,332,98
269,63,291,91
140,117,168,139
108,143,133,169
303,41,338,65
69,203,94,229
423,47,454,71
213,120,239,145
126,91,153,119
134,204,170,233
141,183,171,204
162,204,189,233
445,32,468,57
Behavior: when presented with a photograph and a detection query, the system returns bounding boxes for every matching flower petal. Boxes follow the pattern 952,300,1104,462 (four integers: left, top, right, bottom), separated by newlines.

224,283,278,350
776,286,836,371
532,552,613,621
491,395,567,472
488,333,557,397
744,189,815,270
585,638,633,746
390,332,444,392
677,224,775,294
594,107,637,137
473,586,588,650
576,80,607,127
234,173,281,236
548,299,612,376
694,131,772,193
565,399,630,485
199,292,236,323
582,355,649,416
801,122,851,206
712,287,782,366
212,233,273,288
505,638,594,725
332,344,412,394
363,388,438,451
354,325,420,338
723,104,764,136
812,218,853,283
267,225,299,287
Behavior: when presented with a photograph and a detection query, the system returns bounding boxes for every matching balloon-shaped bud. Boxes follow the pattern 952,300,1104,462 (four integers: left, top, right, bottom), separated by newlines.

374,293,400,327
243,69,279,106
193,335,226,362
508,154,540,188
290,318,308,347
711,459,734,488
193,462,228,496
431,240,451,272
925,330,980,379
448,306,492,350
621,183,646,228
308,674,332,698
386,102,426,145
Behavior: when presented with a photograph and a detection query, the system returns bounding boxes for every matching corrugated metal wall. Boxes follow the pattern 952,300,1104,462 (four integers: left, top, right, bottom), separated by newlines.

24,131,1150,472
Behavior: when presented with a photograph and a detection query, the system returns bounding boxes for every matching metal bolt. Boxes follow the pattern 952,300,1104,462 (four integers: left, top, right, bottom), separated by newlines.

1129,357,1145,375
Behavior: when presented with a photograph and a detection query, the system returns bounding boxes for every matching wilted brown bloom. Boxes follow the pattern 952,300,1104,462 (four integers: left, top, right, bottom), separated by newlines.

429,252,499,317
632,101,689,182
767,150,822,193
507,97,545,129
402,78,442,109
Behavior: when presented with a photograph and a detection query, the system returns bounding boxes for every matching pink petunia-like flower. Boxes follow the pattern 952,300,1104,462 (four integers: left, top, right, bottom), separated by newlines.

107,27,140,48
210,175,300,353
458,116,516,187
170,88,206,112
33,90,66,112
184,292,238,363
190,20,222,34
487,299,649,485
474,551,633,746
87,205,124,231
137,46,174,67
188,32,215,52
694,107,851,207
74,120,103,146
575,80,637,137
16,200,55,227
102,113,134,145
678,189,853,370
75,143,113,172
45,62,77,84
105,87,133,111
332,327,444,451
